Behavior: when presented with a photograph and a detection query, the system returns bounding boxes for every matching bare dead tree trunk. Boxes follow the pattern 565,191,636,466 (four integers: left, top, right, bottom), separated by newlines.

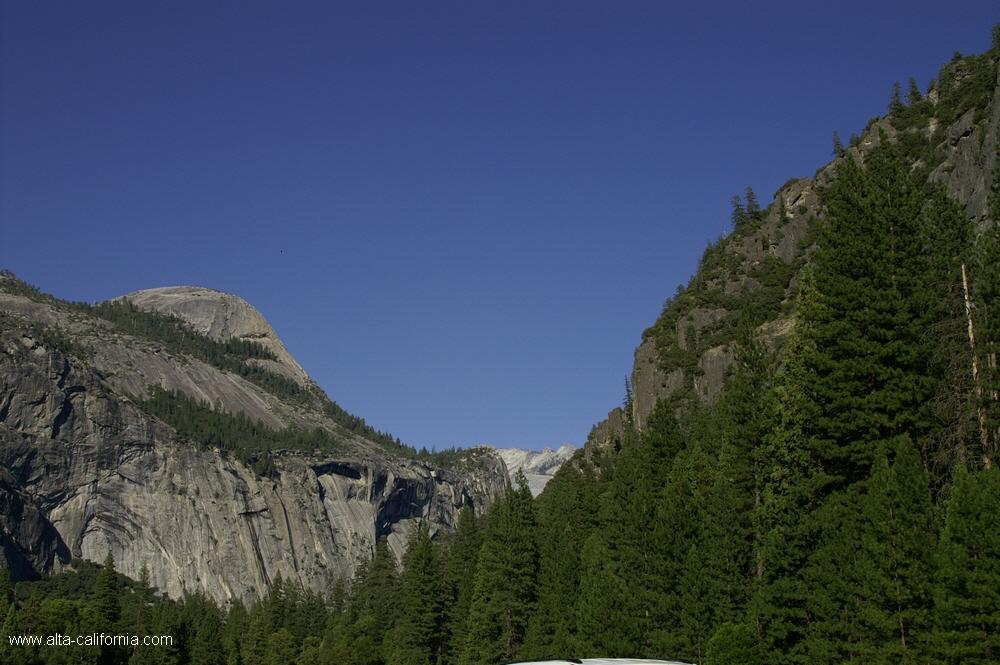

962,263,991,469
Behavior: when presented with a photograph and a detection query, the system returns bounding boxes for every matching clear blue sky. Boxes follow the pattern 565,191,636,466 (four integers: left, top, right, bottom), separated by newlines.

2,2,997,450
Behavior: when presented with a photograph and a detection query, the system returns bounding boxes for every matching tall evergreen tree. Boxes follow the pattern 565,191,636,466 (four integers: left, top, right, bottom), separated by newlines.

459,473,538,665
439,509,482,665
94,552,121,626
756,141,941,663
832,131,845,157
523,461,599,660
745,187,762,219
890,81,903,112
931,468,1000,663
323,538,400,665
731,195,747,229
801,441,934,663
389,523,443,665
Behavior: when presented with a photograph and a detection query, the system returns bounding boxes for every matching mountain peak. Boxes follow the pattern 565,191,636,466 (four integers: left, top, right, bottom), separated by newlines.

493,445,577,496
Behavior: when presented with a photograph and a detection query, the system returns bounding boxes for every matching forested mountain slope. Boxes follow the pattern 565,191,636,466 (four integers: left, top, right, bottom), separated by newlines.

591,39,1000,448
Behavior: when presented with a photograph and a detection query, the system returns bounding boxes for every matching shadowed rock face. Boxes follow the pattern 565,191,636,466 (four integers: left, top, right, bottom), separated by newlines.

0,284,508,604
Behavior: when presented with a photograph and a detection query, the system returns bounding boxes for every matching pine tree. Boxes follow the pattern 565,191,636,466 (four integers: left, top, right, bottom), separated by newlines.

439,508,482,665
704,623,768,665
623,375,634,425
94,552,120,626
931,468,1000,663
324,538,400,665
664,322,772,660
577,402,690,658
647,442,713,661
907,77,923,104
756,142,940,662
890,81,903,112
523,462,599,659
832,131,845,157
389,523,443,665
459,473,538,665
184,591,226,665
801,441,934,662
731,195,747,229
745,187,762,219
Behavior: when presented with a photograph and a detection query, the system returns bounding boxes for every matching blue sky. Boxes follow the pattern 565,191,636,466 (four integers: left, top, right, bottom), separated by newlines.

2,2,997,450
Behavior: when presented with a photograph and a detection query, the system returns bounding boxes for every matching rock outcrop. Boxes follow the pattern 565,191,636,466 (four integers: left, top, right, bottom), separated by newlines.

0,280,508,604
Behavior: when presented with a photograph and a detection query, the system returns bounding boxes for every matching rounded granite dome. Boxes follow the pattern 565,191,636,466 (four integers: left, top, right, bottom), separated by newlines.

118,285,310,386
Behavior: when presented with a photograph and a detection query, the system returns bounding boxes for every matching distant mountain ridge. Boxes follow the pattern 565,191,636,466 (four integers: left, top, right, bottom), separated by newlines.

493,444,576,495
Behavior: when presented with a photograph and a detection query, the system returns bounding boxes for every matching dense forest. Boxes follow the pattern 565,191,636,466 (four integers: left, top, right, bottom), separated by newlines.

3,27,1000,665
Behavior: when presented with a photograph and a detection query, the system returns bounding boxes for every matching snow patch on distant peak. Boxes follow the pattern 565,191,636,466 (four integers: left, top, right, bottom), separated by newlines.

492,444,576,496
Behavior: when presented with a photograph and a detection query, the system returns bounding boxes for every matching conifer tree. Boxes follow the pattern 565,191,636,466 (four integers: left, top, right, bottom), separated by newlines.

832,131,845,157
94,552,120,626
931,468,1000,663
731,195,747,229
704,623,768,665
459,473,537,665
389,523,443,665
324,538,400,665
623,375,634,425
756,142,939,662
439,508,482,665
646,442,714,661
745,187,761,219
890,81,903,112
523,462,599,660
801,441,934,662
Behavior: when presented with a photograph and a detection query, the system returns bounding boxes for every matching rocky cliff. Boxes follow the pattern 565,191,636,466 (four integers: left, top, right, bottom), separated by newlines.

0,278,509,604
588,47,1000,450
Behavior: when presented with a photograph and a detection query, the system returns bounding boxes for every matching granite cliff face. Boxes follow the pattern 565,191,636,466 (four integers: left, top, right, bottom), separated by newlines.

588,50,1000,450
0,280,508,604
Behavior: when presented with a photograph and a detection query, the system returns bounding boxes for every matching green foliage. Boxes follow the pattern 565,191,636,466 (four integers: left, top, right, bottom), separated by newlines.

459,473,538,665
934,50,998,126
931,468,1000,663
438,509,483,664
521,462,599,660
388,524,442,665
93,553,120,627
831,131,844,157
140,387,342,468
704,623,768,665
